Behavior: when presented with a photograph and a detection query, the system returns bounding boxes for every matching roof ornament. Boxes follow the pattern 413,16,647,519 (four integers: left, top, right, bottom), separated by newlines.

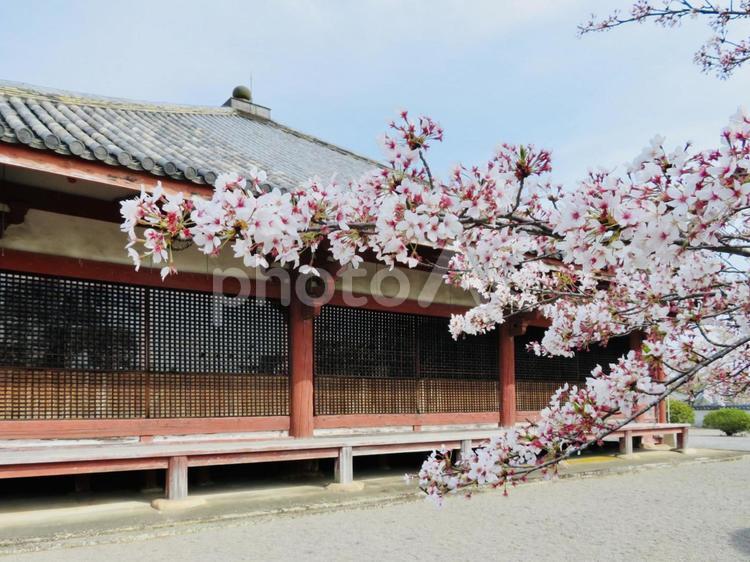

223,85,271,120
232,85,252,101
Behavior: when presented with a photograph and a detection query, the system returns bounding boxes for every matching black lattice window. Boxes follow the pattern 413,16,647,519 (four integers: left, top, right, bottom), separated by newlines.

314,307,417,379
419,316,498,379
149,288,288,375
0,270,289,420
0,271,146,371
313,305,499,415
515,327,630,411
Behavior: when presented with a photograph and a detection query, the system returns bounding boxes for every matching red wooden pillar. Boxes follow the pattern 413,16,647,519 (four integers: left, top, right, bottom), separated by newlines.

499,324,516,427
628,330,644,353
629,331,647,422
652,363,667,424
289,289,315,438
630,330,666,423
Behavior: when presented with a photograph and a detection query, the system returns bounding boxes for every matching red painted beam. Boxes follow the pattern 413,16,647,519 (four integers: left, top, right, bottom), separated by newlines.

326,290,470,318
188,448,339,467
0,248,282,298
0,181,122,222
0,143,209,197
313,412,499,429
0,249,469,316
515,410,541,423
352,442,464,456
0,458,168,479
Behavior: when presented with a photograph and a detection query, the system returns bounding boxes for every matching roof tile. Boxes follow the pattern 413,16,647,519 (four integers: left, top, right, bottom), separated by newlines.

0,80,381,191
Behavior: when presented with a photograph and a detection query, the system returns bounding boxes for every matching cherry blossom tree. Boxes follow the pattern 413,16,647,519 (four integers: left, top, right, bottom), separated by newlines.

579,1,750,78
121,108,750,504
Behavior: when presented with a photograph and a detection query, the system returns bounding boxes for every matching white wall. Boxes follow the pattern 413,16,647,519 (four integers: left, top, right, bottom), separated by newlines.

0,209,479,307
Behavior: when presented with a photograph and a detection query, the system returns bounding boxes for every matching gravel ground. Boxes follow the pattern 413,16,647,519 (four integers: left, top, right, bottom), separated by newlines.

7,457,750,562
690,428,750,451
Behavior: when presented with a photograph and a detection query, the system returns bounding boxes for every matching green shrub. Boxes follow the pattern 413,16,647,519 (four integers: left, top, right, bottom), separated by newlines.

703,408,750,436
667,399,695,425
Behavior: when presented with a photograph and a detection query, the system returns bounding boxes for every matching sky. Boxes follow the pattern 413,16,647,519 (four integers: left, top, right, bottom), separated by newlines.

2,0,750,186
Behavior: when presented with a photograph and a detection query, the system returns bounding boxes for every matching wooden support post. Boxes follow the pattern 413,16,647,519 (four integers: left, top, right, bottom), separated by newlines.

334,446,354,484
166,456,188,500
289,288,315,438
619,430,633,455
499,324,516,427
459,439,473,461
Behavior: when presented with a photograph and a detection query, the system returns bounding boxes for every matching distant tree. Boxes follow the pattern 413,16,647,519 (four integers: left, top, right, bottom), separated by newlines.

579,1,750,78
703,408,750,434
667,399,695,424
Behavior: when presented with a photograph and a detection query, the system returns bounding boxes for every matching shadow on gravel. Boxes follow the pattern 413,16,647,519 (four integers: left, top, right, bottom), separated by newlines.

730,528,750,556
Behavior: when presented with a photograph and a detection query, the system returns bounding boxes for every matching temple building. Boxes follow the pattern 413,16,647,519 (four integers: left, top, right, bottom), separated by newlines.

0,81,658,502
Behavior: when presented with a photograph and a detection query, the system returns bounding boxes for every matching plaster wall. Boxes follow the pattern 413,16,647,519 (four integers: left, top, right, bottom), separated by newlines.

0,209,478,307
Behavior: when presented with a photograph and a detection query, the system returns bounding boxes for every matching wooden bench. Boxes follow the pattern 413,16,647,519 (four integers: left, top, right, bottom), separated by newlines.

0,429,502,503
606,422,690,455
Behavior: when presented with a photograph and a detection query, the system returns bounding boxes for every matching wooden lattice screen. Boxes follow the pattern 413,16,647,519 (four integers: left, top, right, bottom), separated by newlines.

0,270,289,419
313,305,499,415
515,327,630,411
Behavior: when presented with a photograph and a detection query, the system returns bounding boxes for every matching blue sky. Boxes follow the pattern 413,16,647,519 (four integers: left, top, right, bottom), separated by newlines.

2,0,749,185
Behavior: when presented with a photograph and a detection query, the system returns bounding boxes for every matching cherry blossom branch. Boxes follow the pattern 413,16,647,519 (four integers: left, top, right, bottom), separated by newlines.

121,106,750,503
579,1,750,77
418,333,750,504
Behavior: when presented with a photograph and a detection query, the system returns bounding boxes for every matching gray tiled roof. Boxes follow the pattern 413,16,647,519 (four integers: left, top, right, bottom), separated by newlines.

0,80,381,190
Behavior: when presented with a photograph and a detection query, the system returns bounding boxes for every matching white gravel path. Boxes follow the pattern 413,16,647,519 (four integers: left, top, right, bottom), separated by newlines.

8,457,750,562
690,428,750,451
